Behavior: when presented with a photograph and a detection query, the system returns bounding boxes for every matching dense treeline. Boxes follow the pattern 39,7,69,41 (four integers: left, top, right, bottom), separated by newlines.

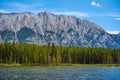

0,42,120,64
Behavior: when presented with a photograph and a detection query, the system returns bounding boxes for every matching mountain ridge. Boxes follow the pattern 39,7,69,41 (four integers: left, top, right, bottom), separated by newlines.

0,11,120,48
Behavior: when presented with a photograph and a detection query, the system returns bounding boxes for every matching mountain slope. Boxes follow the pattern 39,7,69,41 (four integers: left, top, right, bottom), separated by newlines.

0,11,119,48
111,33,120,46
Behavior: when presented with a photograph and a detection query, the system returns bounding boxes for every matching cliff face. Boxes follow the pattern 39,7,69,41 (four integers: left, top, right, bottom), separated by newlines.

0,11,119,48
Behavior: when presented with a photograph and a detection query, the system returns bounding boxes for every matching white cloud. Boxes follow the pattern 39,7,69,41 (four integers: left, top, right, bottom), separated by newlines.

6,3,34,9
106,30,120,34
2,2,42,10
91,2,101,7
108,13,120,17
0,9,10,13
115,17,120,21
110,14,120,17
0,2,44,13
53,11,91,17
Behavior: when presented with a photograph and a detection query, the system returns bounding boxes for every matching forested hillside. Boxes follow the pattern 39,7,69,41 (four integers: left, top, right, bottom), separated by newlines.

0,43,120,64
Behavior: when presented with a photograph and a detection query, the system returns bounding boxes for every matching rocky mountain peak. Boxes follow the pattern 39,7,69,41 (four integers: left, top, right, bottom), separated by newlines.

0,11,119,48
118,32,120,35
38,11,54,17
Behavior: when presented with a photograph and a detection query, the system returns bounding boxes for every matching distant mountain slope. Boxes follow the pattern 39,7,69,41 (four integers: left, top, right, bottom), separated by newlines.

0,11,119,48
110,33,120,46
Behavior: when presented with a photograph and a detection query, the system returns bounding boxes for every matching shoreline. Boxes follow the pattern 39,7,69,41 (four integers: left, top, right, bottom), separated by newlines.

0,63,120,67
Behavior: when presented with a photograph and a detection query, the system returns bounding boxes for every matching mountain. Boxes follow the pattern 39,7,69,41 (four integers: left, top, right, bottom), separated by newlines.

0,11,119,48
110,33,120,46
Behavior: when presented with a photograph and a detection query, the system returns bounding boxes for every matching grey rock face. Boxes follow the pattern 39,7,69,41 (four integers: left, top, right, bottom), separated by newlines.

111,33,120,46
0,11,120,48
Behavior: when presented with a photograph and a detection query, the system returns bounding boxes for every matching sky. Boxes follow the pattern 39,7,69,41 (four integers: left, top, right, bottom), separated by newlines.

0,0,120,34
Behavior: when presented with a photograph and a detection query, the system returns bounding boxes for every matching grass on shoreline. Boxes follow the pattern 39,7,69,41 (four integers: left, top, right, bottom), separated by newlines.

0,63,120,67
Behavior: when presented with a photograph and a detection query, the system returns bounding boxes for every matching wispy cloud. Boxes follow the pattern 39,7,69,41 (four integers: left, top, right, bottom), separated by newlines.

108,13,120,21
0,9,10,13
1,2,42,10
7,3,32,9
53,11,91,17
115,17,120,21
91,2,101,7
108,13,120,17
106,30,120,34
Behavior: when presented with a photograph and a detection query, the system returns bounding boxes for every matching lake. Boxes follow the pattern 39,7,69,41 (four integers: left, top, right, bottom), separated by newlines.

0,66,120,80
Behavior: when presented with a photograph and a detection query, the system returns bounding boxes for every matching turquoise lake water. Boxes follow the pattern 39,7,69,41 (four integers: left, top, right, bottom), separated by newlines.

0,66,120,80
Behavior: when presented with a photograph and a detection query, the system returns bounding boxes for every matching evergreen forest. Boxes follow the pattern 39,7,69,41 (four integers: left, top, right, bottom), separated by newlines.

0,43,120,65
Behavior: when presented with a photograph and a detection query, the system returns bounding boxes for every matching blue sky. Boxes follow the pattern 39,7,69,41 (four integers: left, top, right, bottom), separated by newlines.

0,0,120,34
